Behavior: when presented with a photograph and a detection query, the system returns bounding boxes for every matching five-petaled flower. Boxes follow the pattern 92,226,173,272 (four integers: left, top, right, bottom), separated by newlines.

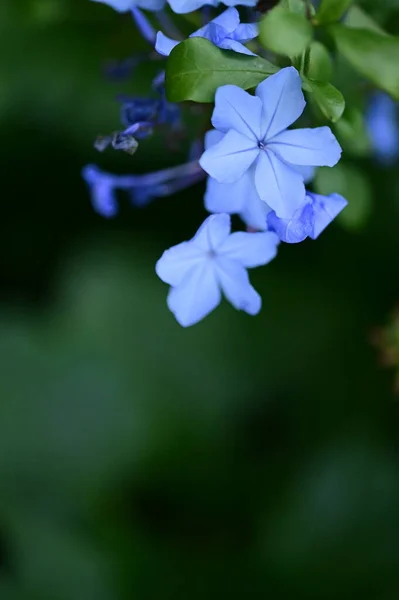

156,7,258,57
156,214,279,326
200,67,342,219
204,131,316,231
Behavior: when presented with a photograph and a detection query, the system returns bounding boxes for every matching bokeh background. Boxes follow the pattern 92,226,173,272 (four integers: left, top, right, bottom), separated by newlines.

1,0,399,598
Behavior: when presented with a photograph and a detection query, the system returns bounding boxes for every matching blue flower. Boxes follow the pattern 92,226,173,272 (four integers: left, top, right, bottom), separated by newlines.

155,7,258,57
200,67,342,220
366,92,399,165
82,165,119,218
168,0,256,15
119,89,180,133
91,0,165,12
156,214,279,327
82,154,204,217
204,131,316,230
267,191,348,243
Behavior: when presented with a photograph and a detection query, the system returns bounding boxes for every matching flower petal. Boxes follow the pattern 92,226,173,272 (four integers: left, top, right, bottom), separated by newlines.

155,31,179,56
255,150,306,218
200,129,259,183
132,6,156,43
204,177,247,215
219,38,256,56
215,257,261,315
194,7,239,38
267,202,314,243
223,0,257,6
205,168,270,231
231,23,258,43
167,263,221,327
239,189,270,230
156,242,204,286
192,213,231,252
291,164,315,184
256,67,306,140
135,0,165,9
220,231,279,267
168,0,218,14
204,129,224,150
308,192,348,239
211,85,262,139
268,127,342,167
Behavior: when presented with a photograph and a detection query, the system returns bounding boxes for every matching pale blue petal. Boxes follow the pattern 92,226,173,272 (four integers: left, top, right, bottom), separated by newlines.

267,203,314,243
200,129,259,183
92,0,165,9
204,177,247,215
205,169,270,231
309,192,348,239
204,129,224,150
292,164,315,184
155,32,179,56
191,22,226,44
219,231,279,267
223,0,257,6
135,0,165,9
215,257,261,315
194,7,239,37
239,187,271,230
211,85,262,139
220,38,256,56
255,150,306,218
156,241,204,286
132,6,156,43
168,0,219,14
256,67,306,140
267,192,348,242
167,263,221,327
231,23,258,42
269,127,342,167
193,214,231,252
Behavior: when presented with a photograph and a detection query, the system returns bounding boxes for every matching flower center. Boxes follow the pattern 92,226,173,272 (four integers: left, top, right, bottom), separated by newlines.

258,141,266,150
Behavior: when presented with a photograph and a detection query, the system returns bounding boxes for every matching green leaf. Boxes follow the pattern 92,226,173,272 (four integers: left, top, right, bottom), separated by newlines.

165,38,279,103
314,164,372,230
305,41,333,81
304,78,345,122
329,24,399,99
259,4,313,58
316,0,352,24
344,4,387,35
281,0,314,16
333,107,371,156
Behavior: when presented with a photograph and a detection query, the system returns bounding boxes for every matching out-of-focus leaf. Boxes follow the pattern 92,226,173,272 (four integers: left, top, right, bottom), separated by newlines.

333,106,371,156
314,163,372,230
259,4,313,58
304,78,345,122
305,40,333,82
344,4,387,35
316,0,352,24
329,24,399,99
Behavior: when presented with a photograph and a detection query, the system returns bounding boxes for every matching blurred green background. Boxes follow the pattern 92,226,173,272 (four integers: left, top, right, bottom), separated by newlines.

1,1,399,598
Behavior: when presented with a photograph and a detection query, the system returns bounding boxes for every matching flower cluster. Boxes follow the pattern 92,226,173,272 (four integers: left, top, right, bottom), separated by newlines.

85,0,349,327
